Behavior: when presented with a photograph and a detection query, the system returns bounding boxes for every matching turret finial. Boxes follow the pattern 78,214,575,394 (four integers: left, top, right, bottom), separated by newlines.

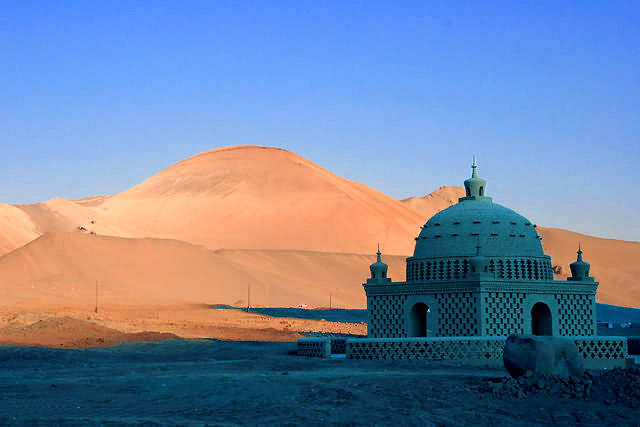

376,243,381,262
577,243,583,262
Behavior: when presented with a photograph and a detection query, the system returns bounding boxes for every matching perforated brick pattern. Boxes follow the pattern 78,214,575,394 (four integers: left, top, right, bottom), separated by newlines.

368,295,407,338
434,292,479,336
330,338,347,354
484,292,526,336
297,338,330,358
556,294,596,336
573,337,627,360
346,338,505,363
406,257,553,282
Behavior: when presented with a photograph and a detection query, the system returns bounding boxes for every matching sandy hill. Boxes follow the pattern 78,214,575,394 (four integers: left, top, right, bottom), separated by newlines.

0,146,424,256
97,145,424,254
0,232,405,310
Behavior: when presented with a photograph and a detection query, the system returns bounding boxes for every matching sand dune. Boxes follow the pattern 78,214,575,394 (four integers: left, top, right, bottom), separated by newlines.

92,145,424,255
0,231,406,310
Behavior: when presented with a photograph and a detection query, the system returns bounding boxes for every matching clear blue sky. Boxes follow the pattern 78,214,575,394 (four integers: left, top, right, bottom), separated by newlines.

1,1,638,241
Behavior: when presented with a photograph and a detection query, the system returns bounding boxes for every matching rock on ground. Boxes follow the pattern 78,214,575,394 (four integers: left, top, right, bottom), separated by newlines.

503,334,584,378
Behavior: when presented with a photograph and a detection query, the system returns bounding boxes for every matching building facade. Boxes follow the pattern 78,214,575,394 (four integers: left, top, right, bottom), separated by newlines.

364,161,598,339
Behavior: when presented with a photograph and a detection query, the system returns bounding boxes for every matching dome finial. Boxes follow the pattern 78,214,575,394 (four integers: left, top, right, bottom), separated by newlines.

377,243,381,262
472,154,478,178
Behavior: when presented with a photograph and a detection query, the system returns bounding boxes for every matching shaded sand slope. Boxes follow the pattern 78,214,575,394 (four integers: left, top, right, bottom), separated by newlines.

95,145,424,255
0,204,39,254
0,232,405,309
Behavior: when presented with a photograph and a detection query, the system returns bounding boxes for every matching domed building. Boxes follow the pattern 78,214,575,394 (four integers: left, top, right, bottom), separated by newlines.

364,160,598,339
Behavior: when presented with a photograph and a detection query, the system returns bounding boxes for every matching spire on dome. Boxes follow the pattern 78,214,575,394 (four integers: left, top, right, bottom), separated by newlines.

459,156,491,202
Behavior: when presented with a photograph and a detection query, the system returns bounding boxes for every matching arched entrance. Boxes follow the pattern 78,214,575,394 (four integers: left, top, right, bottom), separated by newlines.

531,302,552,336
408,303,429,337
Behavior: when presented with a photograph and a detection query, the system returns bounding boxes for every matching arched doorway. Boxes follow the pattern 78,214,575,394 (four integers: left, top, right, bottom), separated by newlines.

531,302,552,336
408,303,429,337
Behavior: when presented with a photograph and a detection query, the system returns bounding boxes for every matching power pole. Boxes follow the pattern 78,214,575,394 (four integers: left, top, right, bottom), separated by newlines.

329,292,332,310
94,280,99,314
247,283,251,312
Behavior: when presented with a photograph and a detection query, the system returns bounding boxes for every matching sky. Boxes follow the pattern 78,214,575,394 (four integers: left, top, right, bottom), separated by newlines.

0,1,638,241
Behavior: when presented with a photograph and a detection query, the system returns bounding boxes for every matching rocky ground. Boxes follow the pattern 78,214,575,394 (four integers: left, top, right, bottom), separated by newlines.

0,339,638,426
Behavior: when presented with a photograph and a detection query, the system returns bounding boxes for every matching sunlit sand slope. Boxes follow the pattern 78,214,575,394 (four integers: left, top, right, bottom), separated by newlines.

0,232,405,309
94,145,424,255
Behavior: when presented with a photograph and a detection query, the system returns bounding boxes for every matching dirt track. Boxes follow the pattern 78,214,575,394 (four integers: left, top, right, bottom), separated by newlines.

0,340,637,426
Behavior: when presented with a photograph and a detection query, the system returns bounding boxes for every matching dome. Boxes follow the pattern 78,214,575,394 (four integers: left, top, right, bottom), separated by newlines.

406,160,554,282
413,200,543,259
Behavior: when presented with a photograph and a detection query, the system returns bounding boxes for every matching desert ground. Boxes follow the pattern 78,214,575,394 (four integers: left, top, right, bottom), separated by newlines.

1,340,639,426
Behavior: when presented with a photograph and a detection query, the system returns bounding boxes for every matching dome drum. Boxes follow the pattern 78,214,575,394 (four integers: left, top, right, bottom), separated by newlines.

406,255,554,282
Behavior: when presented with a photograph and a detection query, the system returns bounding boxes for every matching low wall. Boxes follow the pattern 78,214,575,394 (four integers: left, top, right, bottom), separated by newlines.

296,337,331,358
342,336,628,369
346,337,505,367
572,336,628,369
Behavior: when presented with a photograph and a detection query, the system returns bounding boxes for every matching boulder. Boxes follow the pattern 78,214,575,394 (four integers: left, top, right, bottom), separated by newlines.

503,334,584,378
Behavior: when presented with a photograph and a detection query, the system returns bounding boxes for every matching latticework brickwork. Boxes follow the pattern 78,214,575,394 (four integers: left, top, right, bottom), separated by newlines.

346,337,505,363
435,292,479,336
483,291,526,336
367,295,407,338
556,294,596,336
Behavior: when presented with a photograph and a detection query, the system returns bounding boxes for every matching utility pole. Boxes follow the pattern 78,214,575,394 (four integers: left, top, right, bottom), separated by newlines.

94,280,99,314
247,283,251,312
329,292,332,310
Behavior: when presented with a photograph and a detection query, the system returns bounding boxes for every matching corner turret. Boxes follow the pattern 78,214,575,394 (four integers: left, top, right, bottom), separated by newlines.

368,244,391,284
568,244,594,282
